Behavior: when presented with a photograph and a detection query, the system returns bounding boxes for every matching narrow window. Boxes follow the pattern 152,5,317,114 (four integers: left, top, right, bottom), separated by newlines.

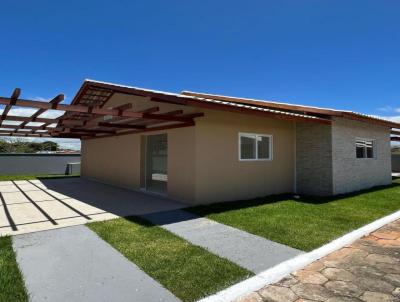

239,133,272,160
240,134,256,160
356,139,375,159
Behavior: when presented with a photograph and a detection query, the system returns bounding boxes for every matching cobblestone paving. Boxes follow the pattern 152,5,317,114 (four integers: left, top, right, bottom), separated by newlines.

235,220,400,302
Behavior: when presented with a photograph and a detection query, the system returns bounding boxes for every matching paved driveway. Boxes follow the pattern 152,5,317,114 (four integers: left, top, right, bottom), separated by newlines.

237,219,400,302
0,178,186,236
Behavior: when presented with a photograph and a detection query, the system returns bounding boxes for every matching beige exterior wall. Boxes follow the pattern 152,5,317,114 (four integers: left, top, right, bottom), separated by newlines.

81,127,197,203
81,93,198,202
81,134,141,189
81,93,296,204
331,117,392,195
194,110,295,204
81,92,393,203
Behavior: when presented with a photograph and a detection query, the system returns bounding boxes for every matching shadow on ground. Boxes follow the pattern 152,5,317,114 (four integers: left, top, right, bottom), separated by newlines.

188,180,400,216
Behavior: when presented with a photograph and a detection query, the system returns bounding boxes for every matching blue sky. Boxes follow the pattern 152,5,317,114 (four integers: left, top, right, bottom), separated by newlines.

0,1,399,148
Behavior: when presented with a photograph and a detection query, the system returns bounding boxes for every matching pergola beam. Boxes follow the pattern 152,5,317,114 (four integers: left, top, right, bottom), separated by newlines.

1,115,58,124
0,97,194,123
109,106,159,125
125,110,184,127
0,124,51,130
16,94,65,134
0,88,21,124
0,87,205,138
97,122,146,129
86,122,196,140
0,133,51,138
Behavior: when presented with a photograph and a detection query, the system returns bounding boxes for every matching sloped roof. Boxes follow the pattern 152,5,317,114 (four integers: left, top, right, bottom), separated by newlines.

181,91,400,129
0,80,398,140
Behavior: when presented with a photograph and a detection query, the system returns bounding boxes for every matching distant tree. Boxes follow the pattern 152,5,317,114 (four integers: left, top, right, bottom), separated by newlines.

0,140,11,153
0,139,60,153
41,141,59,152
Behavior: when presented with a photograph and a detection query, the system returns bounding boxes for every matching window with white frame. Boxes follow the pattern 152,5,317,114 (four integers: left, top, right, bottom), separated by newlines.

239,133,272,161
356,139,375,159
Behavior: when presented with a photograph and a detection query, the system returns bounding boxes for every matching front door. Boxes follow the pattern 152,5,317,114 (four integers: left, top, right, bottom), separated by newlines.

145,134,168,194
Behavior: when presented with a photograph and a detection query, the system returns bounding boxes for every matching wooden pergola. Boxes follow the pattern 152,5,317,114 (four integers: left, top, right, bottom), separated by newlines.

1,80,399,141
0,87,204,139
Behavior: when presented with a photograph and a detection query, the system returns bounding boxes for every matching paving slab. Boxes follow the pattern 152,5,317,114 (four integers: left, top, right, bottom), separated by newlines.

237,219,400,302
1,191,30,205
142,210,303,274
13,225,180,302
0,178,186,236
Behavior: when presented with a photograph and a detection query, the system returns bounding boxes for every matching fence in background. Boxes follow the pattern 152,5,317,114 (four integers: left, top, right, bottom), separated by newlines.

0,154,81,175
393,154,400,173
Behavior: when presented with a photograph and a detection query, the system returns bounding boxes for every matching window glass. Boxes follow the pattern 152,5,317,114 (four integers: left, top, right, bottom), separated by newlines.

356,139,374,159
366,141,374,158
240,134,256,159
257,136,270,159
240,133,272,160
356,140,365,158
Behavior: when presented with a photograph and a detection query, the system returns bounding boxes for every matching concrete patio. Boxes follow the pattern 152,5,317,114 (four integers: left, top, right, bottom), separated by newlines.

0,178,186,236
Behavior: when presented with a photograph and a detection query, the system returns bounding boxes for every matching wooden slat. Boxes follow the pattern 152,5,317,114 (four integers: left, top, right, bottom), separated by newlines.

128,110,184,125
0,97,194,123
0,88,21,123
71,81,189,106
85,122,196,140
391,130,400,136
97,122,146,129
61,106,160,128
110,106,160,124
62,109,184,130
1,115,58,124
0,124,48,130
108,103,132,112
17,94,65,134
69,128,116,134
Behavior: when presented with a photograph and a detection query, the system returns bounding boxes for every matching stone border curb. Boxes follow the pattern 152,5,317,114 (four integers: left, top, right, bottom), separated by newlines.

198,209,400,302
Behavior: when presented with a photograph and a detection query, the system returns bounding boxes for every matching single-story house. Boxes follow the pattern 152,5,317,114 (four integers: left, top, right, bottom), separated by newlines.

1,80,399,204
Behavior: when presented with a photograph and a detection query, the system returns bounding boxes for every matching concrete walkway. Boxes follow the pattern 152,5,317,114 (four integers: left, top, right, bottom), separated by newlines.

237,219,400,302
142,210,303,274
13,225,180,302
0,178,186,236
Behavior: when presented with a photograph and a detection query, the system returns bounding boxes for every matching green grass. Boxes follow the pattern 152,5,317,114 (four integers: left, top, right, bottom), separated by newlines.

0,237,28,302
88,216,252,302
0,174,80,181
189,178,400,252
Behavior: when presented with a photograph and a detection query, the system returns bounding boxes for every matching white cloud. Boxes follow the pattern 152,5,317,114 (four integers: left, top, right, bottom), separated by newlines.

378,106,393,112
377,106,400,113
32,96,50,102
32,95,68,103
376,115,400,123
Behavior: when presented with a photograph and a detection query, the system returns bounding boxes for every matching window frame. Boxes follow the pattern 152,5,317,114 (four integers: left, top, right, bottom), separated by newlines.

355,138,376,159
238,132,273,161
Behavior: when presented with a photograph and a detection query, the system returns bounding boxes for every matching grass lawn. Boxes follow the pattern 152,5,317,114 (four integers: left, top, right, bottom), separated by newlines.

0,174,80,181
189,178,400,251
88,216,252,302
0,237,28,302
